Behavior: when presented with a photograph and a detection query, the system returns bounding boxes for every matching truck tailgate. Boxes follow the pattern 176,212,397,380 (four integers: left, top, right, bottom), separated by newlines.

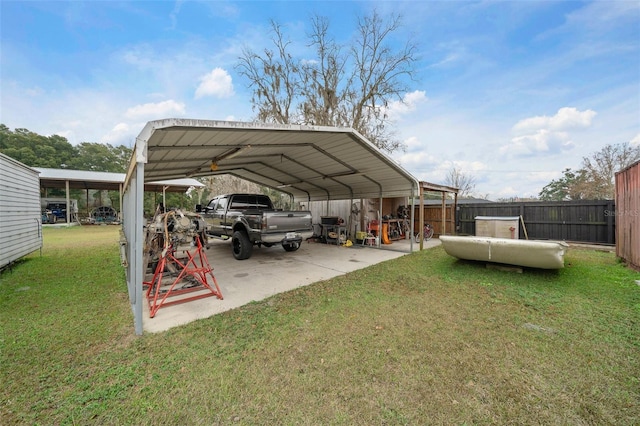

263,211,312,233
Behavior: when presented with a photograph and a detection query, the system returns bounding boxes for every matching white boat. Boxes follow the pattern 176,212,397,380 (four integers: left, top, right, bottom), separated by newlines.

439,235,569,269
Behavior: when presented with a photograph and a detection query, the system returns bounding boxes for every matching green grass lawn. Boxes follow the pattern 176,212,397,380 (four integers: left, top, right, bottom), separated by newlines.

1,226,639,425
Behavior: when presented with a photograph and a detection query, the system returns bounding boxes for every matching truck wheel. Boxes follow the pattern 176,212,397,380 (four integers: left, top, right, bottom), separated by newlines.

232,230,253,260
283,242,300,252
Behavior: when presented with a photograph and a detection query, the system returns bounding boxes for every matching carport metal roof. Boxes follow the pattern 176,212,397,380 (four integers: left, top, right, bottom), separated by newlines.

132,119,420,201
36,168,204,192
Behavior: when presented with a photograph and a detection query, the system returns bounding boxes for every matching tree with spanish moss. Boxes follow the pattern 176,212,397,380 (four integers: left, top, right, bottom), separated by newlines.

236,11,418,153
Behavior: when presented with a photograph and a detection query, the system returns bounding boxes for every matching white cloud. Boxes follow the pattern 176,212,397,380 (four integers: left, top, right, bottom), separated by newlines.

630,133,640,146
403,90,428,107
495,185,520,198
121,45,157,70
561,1,640,33
195,68,235,99
526,171,562,183
386,90,427,118
125,100,186,120
168,0,185,30
403,135,423,151
500,107,593,158
25,86,44,97
101,122,136,146
500,129,576,158
396,149,440,171
449,160,487,172
429,52,461,69
513,107,597,133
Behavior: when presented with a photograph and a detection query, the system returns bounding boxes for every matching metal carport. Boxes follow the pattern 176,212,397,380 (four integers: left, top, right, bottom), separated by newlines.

122,119,421,334
37,167,203,224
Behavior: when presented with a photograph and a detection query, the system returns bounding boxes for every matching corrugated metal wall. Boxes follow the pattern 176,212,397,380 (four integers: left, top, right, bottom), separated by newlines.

121,160,145,335
307,198,414,237
615,160,640,270
0,153,42,269
307,199,367,236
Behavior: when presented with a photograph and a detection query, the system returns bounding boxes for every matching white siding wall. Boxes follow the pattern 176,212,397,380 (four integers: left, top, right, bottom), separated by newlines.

0,154,42,269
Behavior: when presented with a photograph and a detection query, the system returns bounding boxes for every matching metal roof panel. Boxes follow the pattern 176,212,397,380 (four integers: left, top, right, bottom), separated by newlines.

130,119,420,202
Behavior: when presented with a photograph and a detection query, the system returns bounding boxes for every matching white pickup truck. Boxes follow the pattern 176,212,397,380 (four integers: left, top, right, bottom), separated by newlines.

199,194,313,260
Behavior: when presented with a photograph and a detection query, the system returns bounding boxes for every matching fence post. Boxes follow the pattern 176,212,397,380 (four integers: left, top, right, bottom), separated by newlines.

606,200,614,245
519,203,525,239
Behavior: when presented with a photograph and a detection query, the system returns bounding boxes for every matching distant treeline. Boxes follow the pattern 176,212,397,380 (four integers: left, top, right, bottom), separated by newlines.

0,124,131,172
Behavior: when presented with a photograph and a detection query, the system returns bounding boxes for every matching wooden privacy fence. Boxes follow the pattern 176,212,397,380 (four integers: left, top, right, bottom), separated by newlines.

308,199,619,246
413,205,455,237
615,160,640,270
456,200,616,245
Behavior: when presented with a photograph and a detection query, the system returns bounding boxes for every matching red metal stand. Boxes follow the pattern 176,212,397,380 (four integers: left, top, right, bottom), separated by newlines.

144,238,223,318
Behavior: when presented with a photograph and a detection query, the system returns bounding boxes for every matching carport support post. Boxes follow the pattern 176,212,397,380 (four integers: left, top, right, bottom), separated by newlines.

378,196,383,247
360,199,364,237
66,180,71,225
441,191,446,236
409,188,415,252
119,183,123,220
419,187,424,250
452,192,458,235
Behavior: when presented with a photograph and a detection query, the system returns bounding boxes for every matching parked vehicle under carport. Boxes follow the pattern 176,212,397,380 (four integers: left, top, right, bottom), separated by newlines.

199,193,313,260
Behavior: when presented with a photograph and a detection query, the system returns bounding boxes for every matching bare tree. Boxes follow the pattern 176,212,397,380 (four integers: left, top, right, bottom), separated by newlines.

236,11,417,153
581,142,640,199
299,15,344,128
346,12,416,152
444,166,476,198
236,21,301,124
539,142,640,200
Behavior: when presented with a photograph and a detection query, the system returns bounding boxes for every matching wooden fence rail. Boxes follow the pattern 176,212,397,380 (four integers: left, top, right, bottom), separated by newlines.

453,200,616,245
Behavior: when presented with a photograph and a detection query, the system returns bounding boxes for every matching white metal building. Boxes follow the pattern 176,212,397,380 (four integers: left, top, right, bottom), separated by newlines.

0,153,42,269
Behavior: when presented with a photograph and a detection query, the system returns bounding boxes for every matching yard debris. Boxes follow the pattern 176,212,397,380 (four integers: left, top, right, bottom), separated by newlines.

522,322,556,333
522,322,555,333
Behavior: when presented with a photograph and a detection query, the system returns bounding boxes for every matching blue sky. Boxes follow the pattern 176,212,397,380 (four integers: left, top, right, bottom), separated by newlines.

2,1,639,200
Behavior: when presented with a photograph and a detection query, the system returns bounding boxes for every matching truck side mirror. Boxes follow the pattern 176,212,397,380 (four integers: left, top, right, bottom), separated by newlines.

195,204,203,213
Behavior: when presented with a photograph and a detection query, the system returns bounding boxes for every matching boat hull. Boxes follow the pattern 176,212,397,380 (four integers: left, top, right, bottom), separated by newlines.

439,235,569,269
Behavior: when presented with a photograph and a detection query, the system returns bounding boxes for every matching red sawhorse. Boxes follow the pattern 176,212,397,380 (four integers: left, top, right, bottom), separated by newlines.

144,238,223,318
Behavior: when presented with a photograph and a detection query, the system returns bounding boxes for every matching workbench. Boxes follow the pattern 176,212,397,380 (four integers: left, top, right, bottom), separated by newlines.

322,224,347,245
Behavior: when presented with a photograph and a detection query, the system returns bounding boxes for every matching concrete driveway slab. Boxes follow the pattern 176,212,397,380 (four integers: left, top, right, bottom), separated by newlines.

142,238,440,333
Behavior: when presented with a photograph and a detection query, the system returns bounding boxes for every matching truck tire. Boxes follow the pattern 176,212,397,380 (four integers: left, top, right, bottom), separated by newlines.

283,242,300,252
232,230,253,260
